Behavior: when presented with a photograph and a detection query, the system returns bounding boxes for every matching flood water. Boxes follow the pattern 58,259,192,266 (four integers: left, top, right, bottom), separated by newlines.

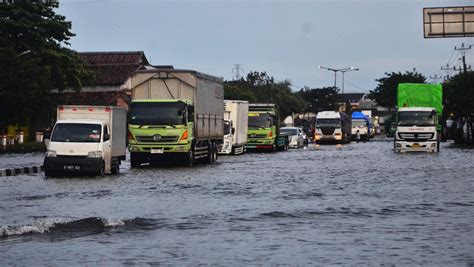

1,139,473,265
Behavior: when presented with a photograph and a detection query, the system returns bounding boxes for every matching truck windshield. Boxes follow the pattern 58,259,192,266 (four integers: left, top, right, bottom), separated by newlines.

316,119,340,128
280,128,298,135
51,123,102,143
398,111,435,126
248,113,272,128
352,120,367,127
130,102,186,125
224,120,231,135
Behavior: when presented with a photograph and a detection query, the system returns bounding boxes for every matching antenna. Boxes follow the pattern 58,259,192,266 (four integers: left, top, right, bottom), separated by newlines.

232,64,244,80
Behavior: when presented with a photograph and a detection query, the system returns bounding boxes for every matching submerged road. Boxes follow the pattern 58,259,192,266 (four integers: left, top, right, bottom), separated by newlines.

1,140,473,265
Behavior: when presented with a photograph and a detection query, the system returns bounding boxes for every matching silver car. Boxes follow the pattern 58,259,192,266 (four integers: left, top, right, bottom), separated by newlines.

280,127,306,148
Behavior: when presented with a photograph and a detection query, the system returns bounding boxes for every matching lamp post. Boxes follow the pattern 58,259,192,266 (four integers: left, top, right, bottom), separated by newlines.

340,67,359,111
318,66,359,111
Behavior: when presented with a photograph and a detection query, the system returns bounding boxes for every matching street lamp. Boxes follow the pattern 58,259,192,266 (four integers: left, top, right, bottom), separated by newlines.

318,66,359,111
340,67,359,111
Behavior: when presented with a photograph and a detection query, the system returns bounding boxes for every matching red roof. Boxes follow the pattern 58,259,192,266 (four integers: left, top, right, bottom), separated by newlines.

79,51,149,85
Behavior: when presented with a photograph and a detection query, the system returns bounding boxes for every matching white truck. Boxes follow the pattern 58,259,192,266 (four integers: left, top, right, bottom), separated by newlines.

44,105,127,177
314,111,351,144
394,83,442,153
219,100,249,155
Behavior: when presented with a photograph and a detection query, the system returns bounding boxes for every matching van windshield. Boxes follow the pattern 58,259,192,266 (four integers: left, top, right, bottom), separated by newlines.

51,123,102,143
130,102,186,126
316,119,340,128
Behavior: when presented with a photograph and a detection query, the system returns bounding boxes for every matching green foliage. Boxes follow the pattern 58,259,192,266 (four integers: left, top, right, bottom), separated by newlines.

296,86,340,113
443,71,474,116
0,1,92,131
368,70,426,109
224,71,305,119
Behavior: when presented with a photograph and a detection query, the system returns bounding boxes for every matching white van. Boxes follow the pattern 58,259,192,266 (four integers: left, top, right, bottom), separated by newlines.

44,106,127,177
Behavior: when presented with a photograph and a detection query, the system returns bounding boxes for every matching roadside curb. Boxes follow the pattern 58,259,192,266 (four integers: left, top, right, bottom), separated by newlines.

0,165,43,177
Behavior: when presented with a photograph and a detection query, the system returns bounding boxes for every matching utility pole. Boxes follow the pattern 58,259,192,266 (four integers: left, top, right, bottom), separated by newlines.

453,43,472,144
429,74,443,83
232,64,244,80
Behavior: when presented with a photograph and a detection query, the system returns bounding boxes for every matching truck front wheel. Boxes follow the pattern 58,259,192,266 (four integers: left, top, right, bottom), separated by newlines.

187,150,194,166
130,152,143,168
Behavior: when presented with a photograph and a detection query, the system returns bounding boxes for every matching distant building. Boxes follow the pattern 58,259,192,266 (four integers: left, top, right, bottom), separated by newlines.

338,93,365,110
56,51,150,110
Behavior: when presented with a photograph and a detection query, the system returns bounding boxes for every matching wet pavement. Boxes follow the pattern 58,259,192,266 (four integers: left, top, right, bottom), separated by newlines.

1,139,473,265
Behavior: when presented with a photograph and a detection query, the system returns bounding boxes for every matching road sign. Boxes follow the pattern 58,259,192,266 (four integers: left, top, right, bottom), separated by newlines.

424,6,474,38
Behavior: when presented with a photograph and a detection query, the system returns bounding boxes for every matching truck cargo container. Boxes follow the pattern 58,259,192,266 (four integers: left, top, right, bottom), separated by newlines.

127,69,224,166
219,100,249,155
394,83,442,153
246,103,288,152
44,105,127,177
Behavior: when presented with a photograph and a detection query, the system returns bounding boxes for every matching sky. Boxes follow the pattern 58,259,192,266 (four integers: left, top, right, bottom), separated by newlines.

57,0,474,93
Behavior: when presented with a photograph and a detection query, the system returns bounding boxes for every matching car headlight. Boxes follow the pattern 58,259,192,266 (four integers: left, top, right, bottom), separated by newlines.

87,151,102,158
45,150,57,157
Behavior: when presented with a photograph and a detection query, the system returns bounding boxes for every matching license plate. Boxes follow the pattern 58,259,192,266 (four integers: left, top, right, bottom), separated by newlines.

64,165,80,170
150,148,164,154
412,143,420,148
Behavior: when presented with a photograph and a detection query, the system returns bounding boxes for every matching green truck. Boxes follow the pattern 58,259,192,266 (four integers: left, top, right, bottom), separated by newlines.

245,103,288,151
127,69,224,166
394,83,443,153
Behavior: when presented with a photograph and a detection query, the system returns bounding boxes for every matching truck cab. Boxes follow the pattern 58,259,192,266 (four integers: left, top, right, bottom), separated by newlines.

246,104,288,151
128,99,195,167
394,107,439,152
351,111,370,141
314,111,351,144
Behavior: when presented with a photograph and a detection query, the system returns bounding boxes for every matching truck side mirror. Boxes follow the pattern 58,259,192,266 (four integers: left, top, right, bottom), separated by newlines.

232,127,235,134
187,106,194,122
103,133,110,141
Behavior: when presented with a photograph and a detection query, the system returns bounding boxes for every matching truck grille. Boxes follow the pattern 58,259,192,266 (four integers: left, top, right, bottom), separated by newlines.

398,132,434,141
320,128,335,135
136,135,179,143
248,134,267,139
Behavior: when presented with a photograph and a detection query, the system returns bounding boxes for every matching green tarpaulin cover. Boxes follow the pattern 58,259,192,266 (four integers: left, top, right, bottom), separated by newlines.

397,83,443,115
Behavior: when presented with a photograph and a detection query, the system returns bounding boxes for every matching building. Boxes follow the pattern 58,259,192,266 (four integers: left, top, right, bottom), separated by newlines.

56,51,150,110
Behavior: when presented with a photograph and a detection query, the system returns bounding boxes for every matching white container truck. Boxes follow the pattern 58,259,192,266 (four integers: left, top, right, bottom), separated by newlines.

219,100,249,155
44,105,127,177
314,111,351,144
127,69,224,166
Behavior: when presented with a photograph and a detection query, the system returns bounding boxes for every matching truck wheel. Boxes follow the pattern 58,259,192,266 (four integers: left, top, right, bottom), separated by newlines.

130,152,141,168
187,150,194,167
44,170,55,178
111,162,120,175
97,162,105,177
212,144,218,163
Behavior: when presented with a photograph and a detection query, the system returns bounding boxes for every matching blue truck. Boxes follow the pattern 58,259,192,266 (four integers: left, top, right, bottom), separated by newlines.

351,111,371,141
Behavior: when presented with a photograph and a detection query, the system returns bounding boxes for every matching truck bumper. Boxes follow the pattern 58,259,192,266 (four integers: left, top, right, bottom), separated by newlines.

394,140,438,153
43,156,103,174
128,143,190,153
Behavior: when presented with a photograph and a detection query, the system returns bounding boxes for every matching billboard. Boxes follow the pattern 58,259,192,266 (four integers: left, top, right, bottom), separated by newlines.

424,6,474,38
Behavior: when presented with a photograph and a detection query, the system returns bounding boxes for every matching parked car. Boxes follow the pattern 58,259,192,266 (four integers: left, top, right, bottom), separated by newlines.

280,127,305,148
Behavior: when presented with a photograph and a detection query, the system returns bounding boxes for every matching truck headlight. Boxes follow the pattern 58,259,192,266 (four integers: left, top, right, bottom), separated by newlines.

45,150,57,157
87,151,102,158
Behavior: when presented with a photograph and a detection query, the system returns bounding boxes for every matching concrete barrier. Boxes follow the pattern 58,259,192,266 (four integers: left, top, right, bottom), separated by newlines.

0,165,43,177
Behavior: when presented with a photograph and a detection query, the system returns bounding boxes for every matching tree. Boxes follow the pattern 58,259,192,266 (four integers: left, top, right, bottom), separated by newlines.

296,86,340,113
224,71,305,119
0,1,92,132
443,70,474,116
368,70,426,109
